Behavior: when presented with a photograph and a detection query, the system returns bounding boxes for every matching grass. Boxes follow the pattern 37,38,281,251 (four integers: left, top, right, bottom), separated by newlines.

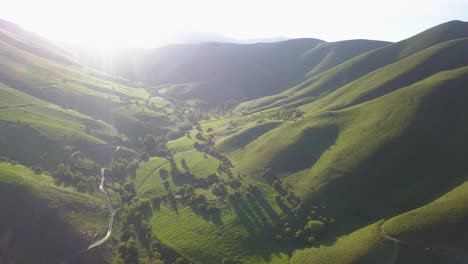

217,121,282,152
149,193,292,263
174,150,220,179
290,223,393,264
167,132,201,153
385,180,468,246
134,157,170,197
0,84,118,144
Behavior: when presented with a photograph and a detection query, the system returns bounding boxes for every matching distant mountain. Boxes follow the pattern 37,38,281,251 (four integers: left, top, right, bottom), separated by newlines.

77,38,389,105
170,32,290,44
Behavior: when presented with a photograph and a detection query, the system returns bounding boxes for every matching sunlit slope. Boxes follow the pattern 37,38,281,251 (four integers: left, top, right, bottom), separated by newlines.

0,22,174,140
0,83,123,168
302,39,391,77
237,20,468,113
385,181,468,248
0,162,109,264
0,18,77,65
290,222,392,264
231,66,468,225
302,37,468,113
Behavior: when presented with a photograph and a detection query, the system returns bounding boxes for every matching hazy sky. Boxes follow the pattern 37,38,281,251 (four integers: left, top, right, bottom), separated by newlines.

1,0,467,48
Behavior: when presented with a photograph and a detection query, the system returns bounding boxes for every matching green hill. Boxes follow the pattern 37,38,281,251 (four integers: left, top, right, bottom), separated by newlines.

237,20,468,113
290,180,468,264
231,66,468,225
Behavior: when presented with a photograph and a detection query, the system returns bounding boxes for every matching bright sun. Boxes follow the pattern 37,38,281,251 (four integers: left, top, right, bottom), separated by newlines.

2,0,467,50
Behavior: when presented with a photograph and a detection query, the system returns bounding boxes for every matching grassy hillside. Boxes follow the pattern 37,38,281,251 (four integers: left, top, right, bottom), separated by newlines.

291,180,468,264
231,66,468,228
0,19,78,65
237,20,468,113
303,39,391,77
302,37,468,113
0,24,175,142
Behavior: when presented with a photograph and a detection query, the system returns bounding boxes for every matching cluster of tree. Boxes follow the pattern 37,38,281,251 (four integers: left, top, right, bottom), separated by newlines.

203,101,239,119
186,109,203,124
116,181,137,204
105,159,138,183
66,150,100,175
188,193,220,215
273,203,335,247
51,163,97,193
123,197,152,227
216,163,233,178
140,135,171,159
274,108,305,121
115,184,172,264
115,238,141,264
165,123,193,141
254,167,278,183
211,182,228,196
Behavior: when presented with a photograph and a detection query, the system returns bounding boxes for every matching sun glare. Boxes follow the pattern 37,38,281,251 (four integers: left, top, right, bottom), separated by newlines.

2,0,467,50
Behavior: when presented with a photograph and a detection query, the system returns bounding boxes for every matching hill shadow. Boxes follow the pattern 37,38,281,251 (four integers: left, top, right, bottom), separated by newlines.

269,126,338,174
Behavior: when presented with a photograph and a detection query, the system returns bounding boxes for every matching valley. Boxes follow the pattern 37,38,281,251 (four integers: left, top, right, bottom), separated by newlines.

0,17,467,264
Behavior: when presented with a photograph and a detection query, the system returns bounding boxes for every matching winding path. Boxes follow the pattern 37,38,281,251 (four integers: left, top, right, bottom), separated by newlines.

379,221,468,263
379,221,408,244
86,146,120,250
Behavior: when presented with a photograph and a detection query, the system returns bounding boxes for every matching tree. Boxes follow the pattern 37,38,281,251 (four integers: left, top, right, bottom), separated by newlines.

52,163,74,186
142,135,157,150
159,168,169,179
180,158,189,171
119,238,139,264
295,229,304,239
174,257,188,264
120,181,137,204
108,159,128,182
211,183,227,196
111,256,125,264
306,236,316,244
304,220,325,235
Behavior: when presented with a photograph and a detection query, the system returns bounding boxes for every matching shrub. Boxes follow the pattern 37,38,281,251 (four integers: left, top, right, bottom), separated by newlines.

304,220,325,235
295,229,304,238
305,236,316,244
211,183,227,196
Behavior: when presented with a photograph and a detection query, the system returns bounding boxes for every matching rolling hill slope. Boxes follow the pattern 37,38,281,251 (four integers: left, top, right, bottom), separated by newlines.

291,180,468,264
227,65,468,234
237,20,468,113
